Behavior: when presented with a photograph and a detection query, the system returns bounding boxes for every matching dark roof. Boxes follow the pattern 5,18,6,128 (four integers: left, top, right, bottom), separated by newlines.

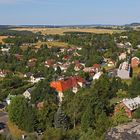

25,72,33,77
27,88,33,94
33,73,44,78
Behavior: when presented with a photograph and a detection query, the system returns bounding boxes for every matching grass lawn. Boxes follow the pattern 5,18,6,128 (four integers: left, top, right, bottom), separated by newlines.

122,79,132,85
110,97,123,105
35,41,69,48
133,67,140,77
7,120,26,139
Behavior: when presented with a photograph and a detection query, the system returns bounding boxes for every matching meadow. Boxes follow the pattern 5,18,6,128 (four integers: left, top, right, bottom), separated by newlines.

11,27,123,35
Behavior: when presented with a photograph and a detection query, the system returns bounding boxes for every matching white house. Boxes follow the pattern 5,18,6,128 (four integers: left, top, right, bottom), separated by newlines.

6,94,16,105
23,88,33,99
93,72,103,80
1,47,10,53
122,96,140,111
0,70,7,78
117,61,130,79
119,53,127,60
30,76,45,83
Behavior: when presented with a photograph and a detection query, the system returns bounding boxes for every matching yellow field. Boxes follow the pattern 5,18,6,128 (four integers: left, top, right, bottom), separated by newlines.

11,27,123,35
0,36,8,44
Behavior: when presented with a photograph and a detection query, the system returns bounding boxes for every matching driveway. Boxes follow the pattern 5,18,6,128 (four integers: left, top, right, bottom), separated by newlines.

0,112,8,123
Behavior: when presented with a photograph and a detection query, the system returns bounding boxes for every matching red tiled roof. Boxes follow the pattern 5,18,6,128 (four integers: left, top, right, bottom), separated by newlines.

45,59,55,66
50,76,85,92
93,64,100,69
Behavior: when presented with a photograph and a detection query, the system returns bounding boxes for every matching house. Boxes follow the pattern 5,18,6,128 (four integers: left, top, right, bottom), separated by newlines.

36,102,44,110
0,70,7,78
83,67,95,73
30,73,45,83
115,96,140,118
22,43,35,46
107,60,115,67
44,59,55,68
30,76,44,83
24,72,33,78
131,57,140,68
120,36,128,39
136,45,140,49
117,43,126,48
50,76,85,102
28,58,37,63
47,37,54,42
125,42,132,47
63,55,70,61
117,61,130,79
58,62,70,73
119,53,127,60
74,62,84,71
14,54,23,61
60,48,65,53
23,88,33,99
73,52,81,57
6,94,16,105
77,47,82,50
28,58,37,67
1,47,10,53
93,72,103,80
0,103,6,112
67,47,76,52
93,64,101,73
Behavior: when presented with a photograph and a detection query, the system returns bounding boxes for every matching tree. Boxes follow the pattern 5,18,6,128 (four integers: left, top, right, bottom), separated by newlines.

112,104,130,126
8,96,35,132
31,79,57,104
56,66,62,75
133,108,140,119
54,107,69,130
81,105,94,132
42,128,64,140
129,77,140,97
94,111,111,138
35,100,58,131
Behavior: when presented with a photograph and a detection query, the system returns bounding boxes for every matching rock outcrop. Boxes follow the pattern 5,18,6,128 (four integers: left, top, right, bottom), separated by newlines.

105,120,140,140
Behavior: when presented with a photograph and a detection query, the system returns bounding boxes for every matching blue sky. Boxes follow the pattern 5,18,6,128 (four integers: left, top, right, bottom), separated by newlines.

0,0,140,25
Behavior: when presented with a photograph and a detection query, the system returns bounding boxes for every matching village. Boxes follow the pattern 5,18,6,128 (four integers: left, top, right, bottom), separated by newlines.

0,27,140,139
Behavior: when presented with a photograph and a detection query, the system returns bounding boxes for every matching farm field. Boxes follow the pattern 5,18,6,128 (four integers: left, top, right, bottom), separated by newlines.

11,27,123,35
0,36,8,44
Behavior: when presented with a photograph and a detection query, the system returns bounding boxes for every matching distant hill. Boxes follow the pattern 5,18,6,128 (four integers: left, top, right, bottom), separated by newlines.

126,23,140,26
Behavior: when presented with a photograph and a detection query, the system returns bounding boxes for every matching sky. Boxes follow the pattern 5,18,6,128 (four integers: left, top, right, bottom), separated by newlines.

0,0,140,25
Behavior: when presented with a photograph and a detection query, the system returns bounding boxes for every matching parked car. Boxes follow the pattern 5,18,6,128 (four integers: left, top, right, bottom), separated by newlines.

0,122,5,133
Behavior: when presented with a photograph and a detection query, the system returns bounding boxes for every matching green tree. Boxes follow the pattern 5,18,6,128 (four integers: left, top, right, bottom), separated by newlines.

133,108,140,119
8,96,35,132
94,111,111,138
81,105,94,132
112,105,130,126
129,77,140,97
42,128,64,140
54,107,69,130
35,100,58,131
